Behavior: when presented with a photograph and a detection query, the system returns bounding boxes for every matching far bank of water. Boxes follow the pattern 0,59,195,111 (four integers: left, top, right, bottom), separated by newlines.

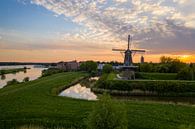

0,65,47,88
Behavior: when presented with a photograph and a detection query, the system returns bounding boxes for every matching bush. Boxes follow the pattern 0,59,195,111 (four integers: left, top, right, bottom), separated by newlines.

7,79,19,85
177,66,194,80
80,61,97,73
42,68,63,77
139,56,186,73
135,72,177,80
139,63,155,72
23,77,30,82
102,64,113,74
86,93,127,129
95,74,195,95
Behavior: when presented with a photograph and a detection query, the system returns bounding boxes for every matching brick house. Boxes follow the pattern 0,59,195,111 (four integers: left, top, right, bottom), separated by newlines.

56,60,79,71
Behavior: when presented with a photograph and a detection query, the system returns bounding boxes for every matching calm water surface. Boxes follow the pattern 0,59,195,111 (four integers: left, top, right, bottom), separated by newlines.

59,77,99,100
0,65,47,88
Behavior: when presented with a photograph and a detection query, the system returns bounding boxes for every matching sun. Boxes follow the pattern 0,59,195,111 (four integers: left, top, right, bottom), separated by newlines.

178,55,191,62
181,55,190,58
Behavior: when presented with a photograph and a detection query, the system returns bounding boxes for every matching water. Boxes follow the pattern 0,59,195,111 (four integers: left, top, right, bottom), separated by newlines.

59,83,97,100
59,77,98,100
0,65,47,88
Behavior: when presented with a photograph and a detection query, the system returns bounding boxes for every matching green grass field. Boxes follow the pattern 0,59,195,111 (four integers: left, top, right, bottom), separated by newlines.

0,72,195,129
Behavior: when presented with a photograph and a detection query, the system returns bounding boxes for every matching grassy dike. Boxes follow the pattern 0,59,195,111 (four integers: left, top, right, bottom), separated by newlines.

0,72,90,129
0,72,195,129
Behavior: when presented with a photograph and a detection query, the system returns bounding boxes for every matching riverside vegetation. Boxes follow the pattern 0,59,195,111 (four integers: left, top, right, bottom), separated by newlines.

0,72,195,129
0,67,28,75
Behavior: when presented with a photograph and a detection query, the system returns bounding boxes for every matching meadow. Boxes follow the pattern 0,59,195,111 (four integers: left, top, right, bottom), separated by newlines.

0,72,194,129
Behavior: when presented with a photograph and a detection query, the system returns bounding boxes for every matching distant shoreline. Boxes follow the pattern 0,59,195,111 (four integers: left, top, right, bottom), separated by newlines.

0,68,29,75
0,62,55,66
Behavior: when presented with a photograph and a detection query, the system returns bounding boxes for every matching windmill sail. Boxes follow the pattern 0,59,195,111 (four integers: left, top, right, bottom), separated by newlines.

112,35,146,66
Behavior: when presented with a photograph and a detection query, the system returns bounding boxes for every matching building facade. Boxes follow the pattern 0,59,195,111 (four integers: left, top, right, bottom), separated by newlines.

56,60,79,71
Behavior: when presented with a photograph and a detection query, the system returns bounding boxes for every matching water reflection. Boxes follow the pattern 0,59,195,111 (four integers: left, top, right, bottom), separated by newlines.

59,83,97,101
0,65,46,88
89,77,99,81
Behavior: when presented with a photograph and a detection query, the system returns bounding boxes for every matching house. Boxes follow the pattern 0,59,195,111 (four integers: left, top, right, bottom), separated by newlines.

56,60,79,71
97,63,105,70
56,61,67,71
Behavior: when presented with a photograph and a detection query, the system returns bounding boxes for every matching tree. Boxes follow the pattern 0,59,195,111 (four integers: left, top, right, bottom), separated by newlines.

157,64,169,73
102,64,113,73
160,56,173,64
80,61,97,73
86,94,128,129
159,56,185,73
139,63,154,72
177,66,194,80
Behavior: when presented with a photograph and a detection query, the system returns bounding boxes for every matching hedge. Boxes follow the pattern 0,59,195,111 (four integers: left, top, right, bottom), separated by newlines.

95,74,195,96
135,72,177,80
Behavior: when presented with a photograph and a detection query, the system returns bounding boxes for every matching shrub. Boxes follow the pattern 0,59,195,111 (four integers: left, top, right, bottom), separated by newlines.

0,70,5,75
95,74,195,95
135,72,177,80
139,56,186,73
80,61,97,73
7,79,19,85
42,68,63,77
102,64,113,74
177,66,194,80
23,77,30,82
86,93,127,129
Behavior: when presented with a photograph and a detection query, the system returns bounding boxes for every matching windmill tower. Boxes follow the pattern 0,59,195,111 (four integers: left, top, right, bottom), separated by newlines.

112,35,145,66
112,35,146,79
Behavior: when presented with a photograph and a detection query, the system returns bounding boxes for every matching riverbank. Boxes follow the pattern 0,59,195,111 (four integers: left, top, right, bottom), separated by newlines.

0,72,194,129
0,67,29,75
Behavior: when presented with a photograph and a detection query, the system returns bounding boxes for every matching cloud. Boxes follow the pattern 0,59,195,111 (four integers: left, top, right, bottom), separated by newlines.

8,0,195,56
114,0,128,3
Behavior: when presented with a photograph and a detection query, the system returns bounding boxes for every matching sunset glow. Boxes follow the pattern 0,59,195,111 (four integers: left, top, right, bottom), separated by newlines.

1,0,195,63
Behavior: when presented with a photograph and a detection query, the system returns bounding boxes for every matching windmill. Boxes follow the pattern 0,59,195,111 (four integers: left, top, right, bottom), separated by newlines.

112,35,146,79
112,35,145,67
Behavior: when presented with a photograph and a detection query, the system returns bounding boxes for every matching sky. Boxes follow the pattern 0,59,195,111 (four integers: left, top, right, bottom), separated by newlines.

0,0,195,63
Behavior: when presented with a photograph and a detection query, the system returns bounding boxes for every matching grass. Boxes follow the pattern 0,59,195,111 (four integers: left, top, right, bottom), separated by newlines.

0,68,27,75
0,72,90,129
136,72,177,80
0,72,195,129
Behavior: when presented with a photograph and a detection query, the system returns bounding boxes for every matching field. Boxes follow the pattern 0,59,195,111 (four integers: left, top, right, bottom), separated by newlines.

0,72,195,129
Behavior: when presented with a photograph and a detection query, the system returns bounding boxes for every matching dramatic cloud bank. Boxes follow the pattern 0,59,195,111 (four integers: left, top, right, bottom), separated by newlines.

30,0,195,54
